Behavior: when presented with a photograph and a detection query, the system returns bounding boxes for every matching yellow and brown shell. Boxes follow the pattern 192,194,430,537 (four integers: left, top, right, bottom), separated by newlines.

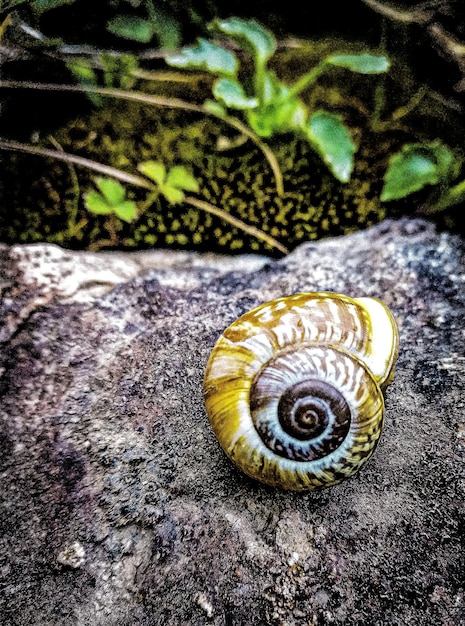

203,292,399,491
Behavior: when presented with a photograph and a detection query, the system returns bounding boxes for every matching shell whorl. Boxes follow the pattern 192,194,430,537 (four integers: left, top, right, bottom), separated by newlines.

203,292,399,491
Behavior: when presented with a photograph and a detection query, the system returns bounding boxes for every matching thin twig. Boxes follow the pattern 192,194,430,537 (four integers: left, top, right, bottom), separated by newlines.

48,135,85,237
0,80,284,196
0,139,288,255
130,69,200,83
213,114,284,197
185,196,289,255
0,139,154,188
359,0,433,24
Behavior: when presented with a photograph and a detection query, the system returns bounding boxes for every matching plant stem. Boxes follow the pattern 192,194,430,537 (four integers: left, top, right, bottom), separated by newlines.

254,60,267,108
48,135,82,237
371,18,387,131
0,79,284,196
391,87,427,121
285,61,330,100
212,111,284,196
430,178,465,212
0,139,288,255
185,196,289,255
132,69,199,82
138,188,160,214
371,79,386,132
359,0,431,24
0,139,154,189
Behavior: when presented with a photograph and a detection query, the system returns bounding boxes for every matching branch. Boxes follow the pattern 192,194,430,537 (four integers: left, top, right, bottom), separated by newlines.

359,0,433,24
185,196,289,255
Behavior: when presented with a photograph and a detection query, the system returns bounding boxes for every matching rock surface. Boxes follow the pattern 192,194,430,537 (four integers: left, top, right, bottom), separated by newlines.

0,218,464,626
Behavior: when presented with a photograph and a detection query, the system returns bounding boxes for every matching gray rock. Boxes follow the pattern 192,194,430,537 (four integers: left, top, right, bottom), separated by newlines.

0,218,464,626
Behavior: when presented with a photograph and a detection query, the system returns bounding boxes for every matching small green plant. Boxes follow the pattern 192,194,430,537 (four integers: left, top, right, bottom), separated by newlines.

0,138,289,253
84,177,138,222
84,176,138,246
1,0,182,52
106,0,180,48
137,161,200,205
84,162,216,237
32,0,74,9
166,17,390,182
67,52,138,105
381,140,465,211
83,163,201,226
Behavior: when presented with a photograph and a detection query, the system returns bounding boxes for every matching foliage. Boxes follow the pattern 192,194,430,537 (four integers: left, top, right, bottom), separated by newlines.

84,177,138,222
381,141,464,209
166,17,390,182
1,9,462,251
137,161,199,204
307,111,356,184
105,1,181,48
67,52,137,105
31,0,76,11
83,162,200,228
1,0,181,49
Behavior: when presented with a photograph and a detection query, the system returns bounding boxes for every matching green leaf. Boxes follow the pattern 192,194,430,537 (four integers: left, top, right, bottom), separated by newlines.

67,59,97,84
433,179,465,212
381,142,457,201
146,7,181,50
95,177,126,205
165,166,199,192
106,15,154,43
328,53,390,74
100,52,138,89
84,191,112,215
307,110,356,182
203,100,227,117
113,200,138,223
67,59,101,106
211,18,276,66
84,179,138,222
162,186,185,204
262,71,283,105
32,0,74,12
213,78,258,110
165,38,237,76
429,141,460,179
138,161,166,186
247,93,306,137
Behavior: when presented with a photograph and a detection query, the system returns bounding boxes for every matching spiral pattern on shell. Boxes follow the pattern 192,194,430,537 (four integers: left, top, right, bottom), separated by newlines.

203,292,399,491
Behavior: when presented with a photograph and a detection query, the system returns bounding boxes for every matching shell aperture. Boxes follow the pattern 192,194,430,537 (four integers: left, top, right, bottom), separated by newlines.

203,292,399,491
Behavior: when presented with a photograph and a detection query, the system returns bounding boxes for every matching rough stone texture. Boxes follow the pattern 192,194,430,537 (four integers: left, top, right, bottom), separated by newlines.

0,218,464,626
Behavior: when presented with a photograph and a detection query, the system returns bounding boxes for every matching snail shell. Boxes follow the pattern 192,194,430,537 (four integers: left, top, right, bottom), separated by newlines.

203,292,399,491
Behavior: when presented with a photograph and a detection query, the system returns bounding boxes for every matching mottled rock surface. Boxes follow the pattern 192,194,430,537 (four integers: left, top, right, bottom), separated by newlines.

0,218,464,626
